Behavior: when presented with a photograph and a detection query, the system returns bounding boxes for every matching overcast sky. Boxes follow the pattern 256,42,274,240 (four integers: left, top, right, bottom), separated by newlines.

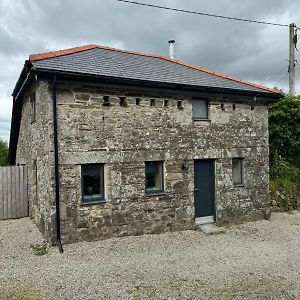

0,0,299,142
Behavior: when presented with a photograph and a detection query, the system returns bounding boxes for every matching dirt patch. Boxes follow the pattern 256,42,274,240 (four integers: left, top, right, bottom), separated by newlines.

0,286,43,300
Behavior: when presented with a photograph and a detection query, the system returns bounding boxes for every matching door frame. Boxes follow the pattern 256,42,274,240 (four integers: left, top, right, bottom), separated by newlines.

193,159,217,225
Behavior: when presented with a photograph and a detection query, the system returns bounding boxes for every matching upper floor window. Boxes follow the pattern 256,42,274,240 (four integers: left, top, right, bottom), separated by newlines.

81,164,105,203
192,99,208,120
145,161,164,194
30,92,36,123
232,158,243,186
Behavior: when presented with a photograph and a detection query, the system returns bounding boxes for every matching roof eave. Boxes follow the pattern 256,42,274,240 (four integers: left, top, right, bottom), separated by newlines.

12,60,33,97
33,68,282,103
9,69,36,164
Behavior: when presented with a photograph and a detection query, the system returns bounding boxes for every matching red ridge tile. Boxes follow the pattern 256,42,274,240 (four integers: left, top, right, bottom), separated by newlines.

29,44,97,61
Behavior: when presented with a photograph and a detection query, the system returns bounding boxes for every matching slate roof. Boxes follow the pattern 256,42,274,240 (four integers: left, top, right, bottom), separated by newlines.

29,44,280,95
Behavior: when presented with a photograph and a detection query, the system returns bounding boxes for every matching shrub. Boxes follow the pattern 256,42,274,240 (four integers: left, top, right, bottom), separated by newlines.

270,153,300,183
269,96,300,167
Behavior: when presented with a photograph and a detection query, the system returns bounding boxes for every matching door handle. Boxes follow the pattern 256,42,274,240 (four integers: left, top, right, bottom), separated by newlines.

194,189,199,191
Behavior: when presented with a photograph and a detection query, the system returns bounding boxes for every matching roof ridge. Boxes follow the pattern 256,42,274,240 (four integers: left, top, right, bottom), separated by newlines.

29,44,98,61
29,44,281,94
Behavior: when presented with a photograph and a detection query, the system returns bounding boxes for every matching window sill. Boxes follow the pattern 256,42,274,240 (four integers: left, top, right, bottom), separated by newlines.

81,200,106,206
193,118,211,122
145,191,166,197
233,184,244,187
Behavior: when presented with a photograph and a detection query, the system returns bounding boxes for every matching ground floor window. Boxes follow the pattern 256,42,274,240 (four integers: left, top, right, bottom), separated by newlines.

81,164,105,203
145,161,164,194
232,158,243,186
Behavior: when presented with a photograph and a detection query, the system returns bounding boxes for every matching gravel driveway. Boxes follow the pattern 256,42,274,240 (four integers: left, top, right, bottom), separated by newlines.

0,212,299,300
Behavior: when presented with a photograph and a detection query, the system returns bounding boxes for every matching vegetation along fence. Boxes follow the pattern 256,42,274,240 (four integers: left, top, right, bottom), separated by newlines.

0,166,28,220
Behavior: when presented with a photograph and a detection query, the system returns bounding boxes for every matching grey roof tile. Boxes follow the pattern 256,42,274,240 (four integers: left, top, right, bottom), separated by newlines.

31,47,275,94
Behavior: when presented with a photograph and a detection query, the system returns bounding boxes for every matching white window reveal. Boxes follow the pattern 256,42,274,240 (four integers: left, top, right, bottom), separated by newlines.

145,161,164,194
192,99,208,120
232,158,243,186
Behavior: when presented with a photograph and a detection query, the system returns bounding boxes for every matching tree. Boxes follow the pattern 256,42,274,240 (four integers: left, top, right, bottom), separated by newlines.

269,95,300,168
269,95,300,205
0,138,8,166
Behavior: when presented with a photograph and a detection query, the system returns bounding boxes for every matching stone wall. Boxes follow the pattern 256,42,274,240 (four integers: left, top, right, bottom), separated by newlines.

269,183,300,212
16,81,271,244
16,81,56,242
54,84,270,243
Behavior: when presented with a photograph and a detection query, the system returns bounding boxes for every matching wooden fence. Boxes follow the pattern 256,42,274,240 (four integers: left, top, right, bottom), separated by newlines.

0,166,28,220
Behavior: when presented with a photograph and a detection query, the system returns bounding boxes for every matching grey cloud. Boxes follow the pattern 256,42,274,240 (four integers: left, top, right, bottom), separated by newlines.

0,121,10,142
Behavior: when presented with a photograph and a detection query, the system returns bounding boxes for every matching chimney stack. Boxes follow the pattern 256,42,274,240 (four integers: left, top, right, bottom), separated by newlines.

168,40,175,59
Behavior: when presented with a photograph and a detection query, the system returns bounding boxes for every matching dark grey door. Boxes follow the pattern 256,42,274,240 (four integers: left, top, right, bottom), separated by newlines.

194,160,215,219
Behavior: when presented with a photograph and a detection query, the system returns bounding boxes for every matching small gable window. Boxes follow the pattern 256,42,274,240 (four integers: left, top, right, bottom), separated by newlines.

145,161,164,194
192,99,208,120
81,164,105,203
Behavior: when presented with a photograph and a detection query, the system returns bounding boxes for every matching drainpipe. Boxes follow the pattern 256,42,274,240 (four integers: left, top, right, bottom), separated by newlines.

52,77,63,253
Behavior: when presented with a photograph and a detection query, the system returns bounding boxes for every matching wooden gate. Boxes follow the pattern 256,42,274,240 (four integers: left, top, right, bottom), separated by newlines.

0,166,28,220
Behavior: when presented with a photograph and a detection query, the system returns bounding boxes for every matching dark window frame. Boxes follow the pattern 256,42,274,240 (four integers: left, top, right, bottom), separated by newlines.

145,161,165,195
232,158,244,186
81,163,105,204
192,99,209,120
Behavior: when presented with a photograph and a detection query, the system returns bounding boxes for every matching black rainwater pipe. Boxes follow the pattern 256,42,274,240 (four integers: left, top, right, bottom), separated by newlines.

52,77,63,253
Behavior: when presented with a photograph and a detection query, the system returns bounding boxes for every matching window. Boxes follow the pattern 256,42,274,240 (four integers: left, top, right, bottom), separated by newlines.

30,92,36,123
232,158,243,186
145,161,164,194
81,164,105,203
192,99,208,120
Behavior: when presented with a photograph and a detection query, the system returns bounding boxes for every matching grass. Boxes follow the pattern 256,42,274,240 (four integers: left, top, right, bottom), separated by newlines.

31,245,48,256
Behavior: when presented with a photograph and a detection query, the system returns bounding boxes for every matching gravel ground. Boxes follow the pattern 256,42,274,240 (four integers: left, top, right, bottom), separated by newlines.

0,212,299,300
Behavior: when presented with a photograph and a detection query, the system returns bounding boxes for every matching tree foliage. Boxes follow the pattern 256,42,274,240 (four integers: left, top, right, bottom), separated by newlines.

0,138,8,166
269,95,300,169
269,95,300,203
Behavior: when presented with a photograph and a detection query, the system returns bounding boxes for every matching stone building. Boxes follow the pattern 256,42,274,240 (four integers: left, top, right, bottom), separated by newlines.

9,44,281,246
